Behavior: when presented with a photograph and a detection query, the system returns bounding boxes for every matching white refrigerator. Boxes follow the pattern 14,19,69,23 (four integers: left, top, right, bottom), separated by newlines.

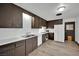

54,25,64,42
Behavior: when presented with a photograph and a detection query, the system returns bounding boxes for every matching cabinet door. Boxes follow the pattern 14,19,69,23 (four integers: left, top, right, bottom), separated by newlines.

32,37,38,51
38,18,42,28
0,50,9,56
15,45,25,56
48,33,54,40
47,21,54,28
26,36,38,55
0,49,15,56
31,16,46,28
0,4,22,28
26,39,33,55
31,16,34,28
15,40,25,56
0,43,15,56
43,20,46,27
9,49,15,56
32,16,39,28
42,19,46,27
41,19,44,27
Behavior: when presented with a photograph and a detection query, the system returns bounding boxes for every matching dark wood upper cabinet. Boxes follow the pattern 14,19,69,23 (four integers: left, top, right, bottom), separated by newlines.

0,3,47,28
47,21,54,28
31,15,47,28
33,16,39,28
47,19,63,28
41,19,46,27
32,17,62,28
38,18,42,28
0,3,22,28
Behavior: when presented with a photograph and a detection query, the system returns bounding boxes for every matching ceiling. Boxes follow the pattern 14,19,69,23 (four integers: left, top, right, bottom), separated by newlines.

14,3,79,21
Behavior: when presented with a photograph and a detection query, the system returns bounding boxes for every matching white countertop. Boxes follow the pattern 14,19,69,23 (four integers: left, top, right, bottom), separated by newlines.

0,35,37,46
0,32,54,46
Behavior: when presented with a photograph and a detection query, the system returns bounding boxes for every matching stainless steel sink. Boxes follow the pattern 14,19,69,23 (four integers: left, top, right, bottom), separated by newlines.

22,34,35,38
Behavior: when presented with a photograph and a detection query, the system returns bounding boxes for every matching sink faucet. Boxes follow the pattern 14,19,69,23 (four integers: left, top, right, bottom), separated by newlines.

26,32,31,35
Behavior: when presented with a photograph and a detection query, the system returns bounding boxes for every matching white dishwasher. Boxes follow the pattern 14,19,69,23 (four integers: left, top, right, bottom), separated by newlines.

37,33,42,46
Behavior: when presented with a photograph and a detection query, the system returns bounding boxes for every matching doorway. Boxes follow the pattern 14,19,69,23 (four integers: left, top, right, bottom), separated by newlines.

65,22,75,41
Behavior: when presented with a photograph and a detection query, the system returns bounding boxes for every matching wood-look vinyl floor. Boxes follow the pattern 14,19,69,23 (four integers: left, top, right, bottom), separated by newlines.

29,40,79,56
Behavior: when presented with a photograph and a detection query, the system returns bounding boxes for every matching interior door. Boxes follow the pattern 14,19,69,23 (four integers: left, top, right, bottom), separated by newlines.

65,22,75,41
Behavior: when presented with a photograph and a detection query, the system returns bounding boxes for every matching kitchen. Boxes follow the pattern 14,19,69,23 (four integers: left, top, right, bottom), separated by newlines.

0,3,55,56
0,3,79,56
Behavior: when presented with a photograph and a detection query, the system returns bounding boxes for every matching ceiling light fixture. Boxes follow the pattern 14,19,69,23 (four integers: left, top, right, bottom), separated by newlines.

57,6,65,12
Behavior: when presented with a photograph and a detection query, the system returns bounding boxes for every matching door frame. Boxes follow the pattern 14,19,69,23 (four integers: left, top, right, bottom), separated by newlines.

64,22,75,41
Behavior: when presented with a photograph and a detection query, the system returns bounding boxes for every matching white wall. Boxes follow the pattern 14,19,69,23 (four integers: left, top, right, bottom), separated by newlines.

63,18,76,24
75,17,79,43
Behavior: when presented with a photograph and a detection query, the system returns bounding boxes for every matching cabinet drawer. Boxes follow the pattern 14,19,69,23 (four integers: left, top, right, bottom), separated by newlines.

15,40,25,47
0,43,15,53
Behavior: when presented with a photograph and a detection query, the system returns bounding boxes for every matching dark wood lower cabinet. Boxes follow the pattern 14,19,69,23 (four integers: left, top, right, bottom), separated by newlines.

15,40,25,56
26,36,37,55
0,49,15,56
0,43,15,56
0,51,9,56
32,37,38,50
9,49,15,56
0,36,38,56
48,33,54,40
26,39,33,55
15,45,25,56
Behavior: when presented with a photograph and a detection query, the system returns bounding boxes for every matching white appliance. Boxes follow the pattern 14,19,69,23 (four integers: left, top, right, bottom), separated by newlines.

54,25,64,42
